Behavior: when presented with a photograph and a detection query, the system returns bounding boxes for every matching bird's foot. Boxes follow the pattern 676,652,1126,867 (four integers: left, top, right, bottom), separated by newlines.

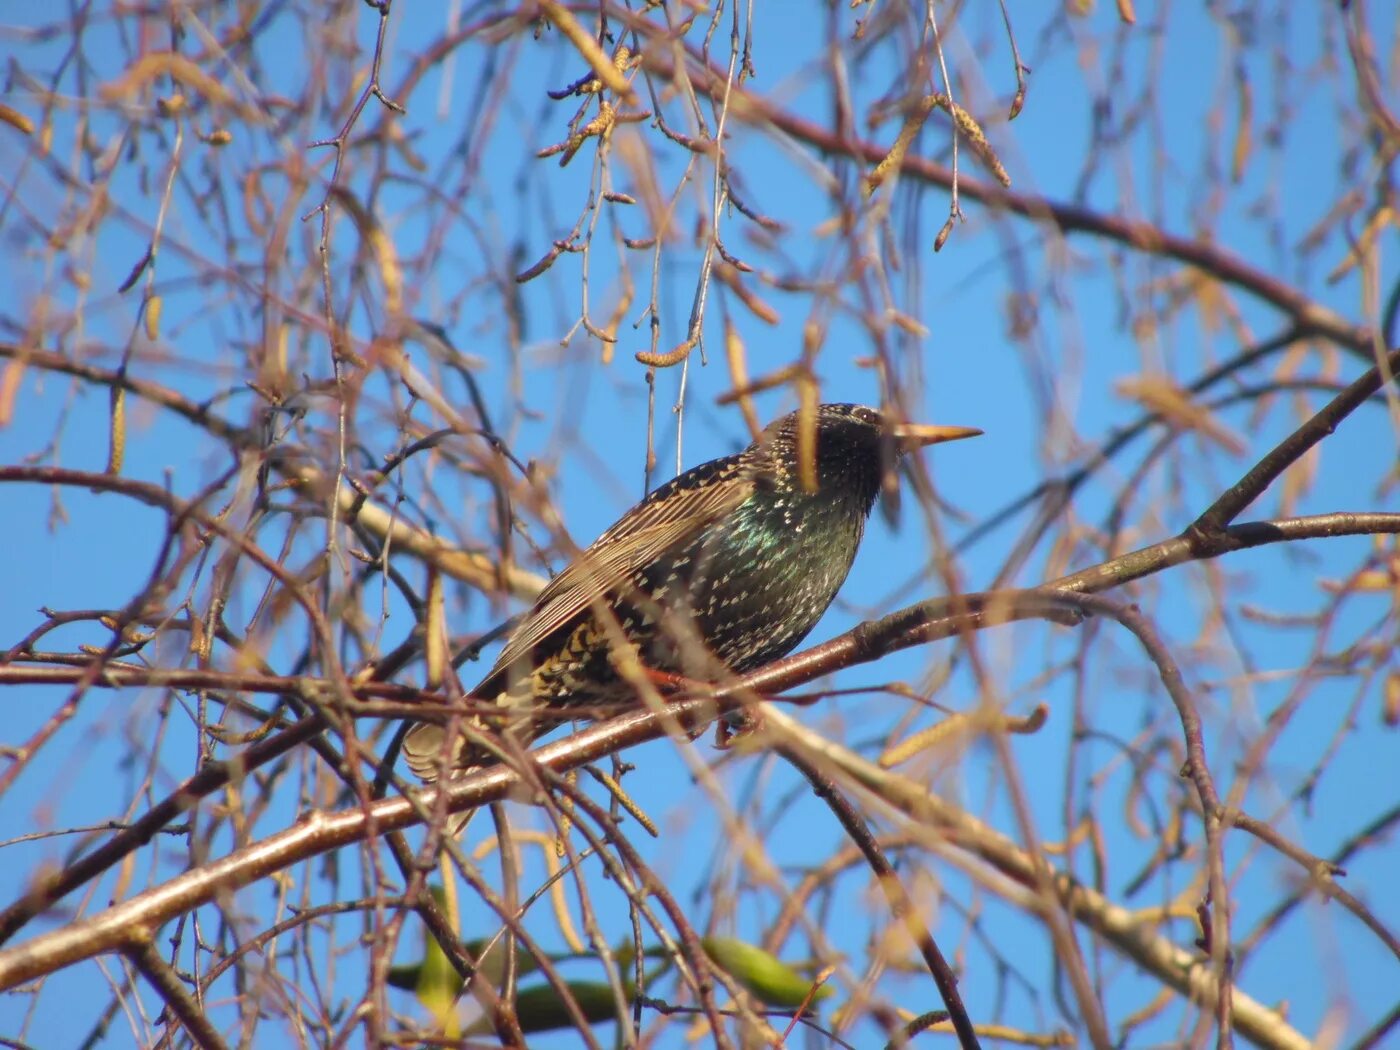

714,706,764,750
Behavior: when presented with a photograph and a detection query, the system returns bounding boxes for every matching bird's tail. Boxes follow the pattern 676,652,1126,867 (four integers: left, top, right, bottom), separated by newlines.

445,803,479,840
402,714,538,838
401,720,467,784
402,720,484,838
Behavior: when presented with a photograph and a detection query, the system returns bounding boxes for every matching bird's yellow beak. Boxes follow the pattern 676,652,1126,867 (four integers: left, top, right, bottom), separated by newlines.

889,422,983,449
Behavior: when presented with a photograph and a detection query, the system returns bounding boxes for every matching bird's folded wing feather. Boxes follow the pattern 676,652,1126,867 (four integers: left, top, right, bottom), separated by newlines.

482,454,757,686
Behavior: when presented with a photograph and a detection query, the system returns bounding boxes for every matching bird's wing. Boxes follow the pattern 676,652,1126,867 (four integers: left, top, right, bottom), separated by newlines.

480,453,757,691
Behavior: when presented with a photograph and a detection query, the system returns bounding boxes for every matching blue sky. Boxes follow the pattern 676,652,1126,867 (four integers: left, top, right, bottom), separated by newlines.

1,2,1396,1046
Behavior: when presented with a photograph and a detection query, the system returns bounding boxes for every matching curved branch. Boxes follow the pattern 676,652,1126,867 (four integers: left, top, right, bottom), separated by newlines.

753,707,1313,1050
4,504,1398,991
779,747,986,1050
0,343,549,602
627,28,1373,354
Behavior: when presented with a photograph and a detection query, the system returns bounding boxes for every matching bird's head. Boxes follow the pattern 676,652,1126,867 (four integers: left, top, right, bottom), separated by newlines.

763,402,981,465
755,403,980,511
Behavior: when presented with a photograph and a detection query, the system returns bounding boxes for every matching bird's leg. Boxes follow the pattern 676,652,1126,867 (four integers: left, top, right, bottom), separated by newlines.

640,667,710,696
634,667,723,745
638,668,778,748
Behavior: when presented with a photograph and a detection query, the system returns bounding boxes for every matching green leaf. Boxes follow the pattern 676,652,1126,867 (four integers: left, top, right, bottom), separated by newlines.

417,916,462,1038
702,936,834,1008
468,980,626,1035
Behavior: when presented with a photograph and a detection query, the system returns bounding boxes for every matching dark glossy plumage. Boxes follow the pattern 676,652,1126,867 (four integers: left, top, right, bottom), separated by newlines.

403,403,979,784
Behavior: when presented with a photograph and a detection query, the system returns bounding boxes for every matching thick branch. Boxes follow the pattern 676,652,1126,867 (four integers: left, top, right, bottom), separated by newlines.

127,939,230,1050
4,502,1398,991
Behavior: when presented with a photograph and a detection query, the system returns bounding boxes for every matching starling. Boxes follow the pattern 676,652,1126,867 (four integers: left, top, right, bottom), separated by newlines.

403,403,979,786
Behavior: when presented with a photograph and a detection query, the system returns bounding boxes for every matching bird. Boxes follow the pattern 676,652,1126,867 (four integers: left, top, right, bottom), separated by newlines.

402,403,980,794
